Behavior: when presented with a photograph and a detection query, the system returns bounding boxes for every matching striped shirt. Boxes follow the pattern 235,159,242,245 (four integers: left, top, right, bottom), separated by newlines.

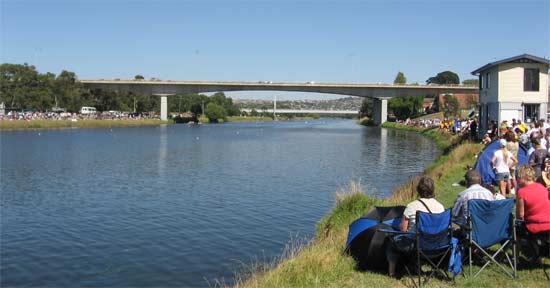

452,184,495,226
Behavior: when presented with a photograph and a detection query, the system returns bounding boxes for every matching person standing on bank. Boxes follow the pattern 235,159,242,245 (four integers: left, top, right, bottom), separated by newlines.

528,137,549,182
492,139,518,197
505,131,520,194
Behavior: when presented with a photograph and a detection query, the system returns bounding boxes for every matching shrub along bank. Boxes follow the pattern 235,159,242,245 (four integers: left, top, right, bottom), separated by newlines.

235,123,548,288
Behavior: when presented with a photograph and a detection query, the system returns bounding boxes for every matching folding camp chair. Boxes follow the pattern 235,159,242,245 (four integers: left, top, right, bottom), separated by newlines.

517,221,550,280
465,199,517,278
380,209,456,287
412,209,455,287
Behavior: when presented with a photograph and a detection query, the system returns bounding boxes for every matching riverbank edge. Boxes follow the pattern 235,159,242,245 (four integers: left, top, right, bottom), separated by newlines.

0,119,173,131
0,116,338,131
234,123,547,287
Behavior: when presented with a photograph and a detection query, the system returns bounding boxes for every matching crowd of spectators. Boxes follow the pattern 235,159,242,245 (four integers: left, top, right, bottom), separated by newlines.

0,110,157,121
397,116,479,140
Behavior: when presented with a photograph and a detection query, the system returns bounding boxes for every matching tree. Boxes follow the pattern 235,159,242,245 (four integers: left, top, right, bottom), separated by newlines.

204,102,227,122
210,92,240,116
134,75,145,80
393,72,407,84
462,79,479,86
464,94,478,109
388,96,424,120
55,70,83,111
426,71,460,85
442,94,460,117
359,98,373,118
0,63,55,111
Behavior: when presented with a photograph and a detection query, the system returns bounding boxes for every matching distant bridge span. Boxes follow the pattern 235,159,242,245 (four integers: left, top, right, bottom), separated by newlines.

79,80,477,124
240,109,359,115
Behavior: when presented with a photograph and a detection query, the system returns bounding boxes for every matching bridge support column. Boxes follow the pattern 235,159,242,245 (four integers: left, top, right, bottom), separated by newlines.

373,98,388,125
161,96,168,121
156,95,169,121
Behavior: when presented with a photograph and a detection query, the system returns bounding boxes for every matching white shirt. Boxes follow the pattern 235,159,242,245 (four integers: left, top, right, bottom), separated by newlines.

493,149,512,173
404,198,445,231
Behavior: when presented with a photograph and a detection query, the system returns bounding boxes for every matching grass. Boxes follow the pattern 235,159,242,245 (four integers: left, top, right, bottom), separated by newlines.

0,119,171,131
234,125,549,288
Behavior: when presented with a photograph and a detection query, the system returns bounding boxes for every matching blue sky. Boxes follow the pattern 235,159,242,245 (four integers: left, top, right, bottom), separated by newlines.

1,0,549,99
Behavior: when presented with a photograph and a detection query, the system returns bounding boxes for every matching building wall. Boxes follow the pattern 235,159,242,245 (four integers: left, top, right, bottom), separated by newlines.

498,62,549,103
479,66,499,104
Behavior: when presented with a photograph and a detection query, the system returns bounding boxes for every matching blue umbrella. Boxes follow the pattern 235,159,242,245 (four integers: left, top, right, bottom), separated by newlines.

345,206,405,270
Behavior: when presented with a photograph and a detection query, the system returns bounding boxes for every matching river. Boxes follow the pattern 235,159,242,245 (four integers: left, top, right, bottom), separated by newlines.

0,119,436,287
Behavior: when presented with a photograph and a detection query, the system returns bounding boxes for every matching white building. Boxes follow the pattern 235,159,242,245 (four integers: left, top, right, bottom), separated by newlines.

471,54,550,135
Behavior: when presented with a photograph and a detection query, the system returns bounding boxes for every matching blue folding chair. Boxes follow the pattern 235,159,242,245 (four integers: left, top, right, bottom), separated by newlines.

466,199,517,278
381,209,457,287
413,209,456,287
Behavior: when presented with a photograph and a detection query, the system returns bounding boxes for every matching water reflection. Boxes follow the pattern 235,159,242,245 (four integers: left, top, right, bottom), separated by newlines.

379,128,388,167
158,124,168,174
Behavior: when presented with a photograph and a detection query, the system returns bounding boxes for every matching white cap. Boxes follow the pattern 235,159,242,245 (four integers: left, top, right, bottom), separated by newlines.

499,139,507,147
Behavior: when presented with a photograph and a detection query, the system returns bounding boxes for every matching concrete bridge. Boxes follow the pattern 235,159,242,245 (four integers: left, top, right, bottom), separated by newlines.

79,80,477,124
240,109,359,115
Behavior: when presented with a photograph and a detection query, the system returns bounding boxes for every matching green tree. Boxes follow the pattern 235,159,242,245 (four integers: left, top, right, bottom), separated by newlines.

426,71,460,85
55,70,83,112
442,94,460,117
388,96,424,120
134,75,145,80
393,71,407,84
204,102,227,122
359,98,372,118
0,63,56,111
462,78,479,86
210,92,240,116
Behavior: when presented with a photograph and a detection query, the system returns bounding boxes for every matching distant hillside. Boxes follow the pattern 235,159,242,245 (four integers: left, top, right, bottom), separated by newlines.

235,97,362,111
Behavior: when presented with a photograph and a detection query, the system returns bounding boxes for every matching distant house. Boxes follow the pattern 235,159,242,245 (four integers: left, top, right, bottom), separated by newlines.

471,54,550,135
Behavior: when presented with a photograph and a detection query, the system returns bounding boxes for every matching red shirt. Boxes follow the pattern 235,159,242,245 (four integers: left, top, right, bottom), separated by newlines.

517,182,550,233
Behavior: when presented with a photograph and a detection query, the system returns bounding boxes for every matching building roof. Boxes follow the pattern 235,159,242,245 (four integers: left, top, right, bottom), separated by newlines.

471,54,550,75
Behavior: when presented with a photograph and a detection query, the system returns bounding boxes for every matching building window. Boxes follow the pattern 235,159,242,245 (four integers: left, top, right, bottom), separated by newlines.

524,104,539,123
478,75,482,90
524,68,540,91
485,72,490,89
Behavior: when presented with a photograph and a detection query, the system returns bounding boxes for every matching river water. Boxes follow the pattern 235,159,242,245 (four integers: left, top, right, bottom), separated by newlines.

1,119,436,287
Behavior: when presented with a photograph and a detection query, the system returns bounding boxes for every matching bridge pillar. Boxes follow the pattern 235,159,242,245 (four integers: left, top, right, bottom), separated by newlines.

373,98,388,125
161,96,168,121
155,94,170,121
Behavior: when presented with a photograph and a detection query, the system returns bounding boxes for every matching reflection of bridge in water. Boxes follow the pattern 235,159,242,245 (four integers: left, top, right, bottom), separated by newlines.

240,109,358,115
80,80,477,125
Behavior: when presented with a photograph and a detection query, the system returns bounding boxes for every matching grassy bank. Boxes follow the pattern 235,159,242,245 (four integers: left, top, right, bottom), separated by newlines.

236,124,548,287
0,119,171,131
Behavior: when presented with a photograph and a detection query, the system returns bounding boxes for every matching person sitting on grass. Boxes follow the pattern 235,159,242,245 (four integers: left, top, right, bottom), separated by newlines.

386,176,445,277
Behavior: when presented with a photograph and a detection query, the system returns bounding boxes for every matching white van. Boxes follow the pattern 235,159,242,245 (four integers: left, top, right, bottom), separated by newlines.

79,107,97,114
